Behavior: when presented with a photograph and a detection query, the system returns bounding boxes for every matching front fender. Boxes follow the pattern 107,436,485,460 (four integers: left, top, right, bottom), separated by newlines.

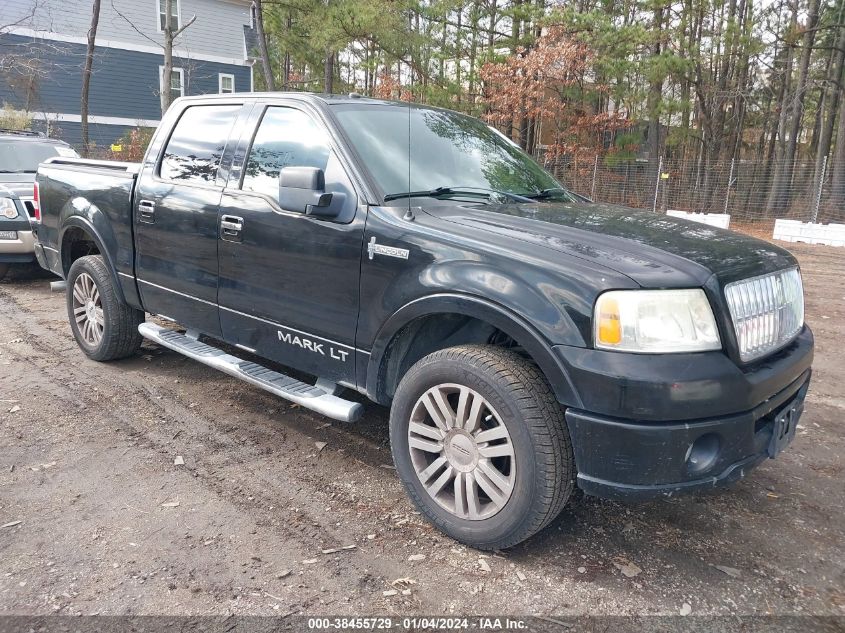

365,292,584,409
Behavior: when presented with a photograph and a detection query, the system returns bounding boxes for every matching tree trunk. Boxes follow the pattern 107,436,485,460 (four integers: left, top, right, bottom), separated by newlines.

324,49,334,94
160,0,174,114
782,0,820,166
763,0,798,216
811,5,845,205
283,13,292,90
832,89,845,213
253,0,275,91
80,0,101,157
647,4,664,167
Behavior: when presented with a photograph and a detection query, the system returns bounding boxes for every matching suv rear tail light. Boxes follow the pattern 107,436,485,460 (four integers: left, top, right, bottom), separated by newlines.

33,182,41,222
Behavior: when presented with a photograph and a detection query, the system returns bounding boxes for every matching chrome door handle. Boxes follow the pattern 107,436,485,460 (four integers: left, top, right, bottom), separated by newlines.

220,215,244,242
220,216,243,232
138,200,156,223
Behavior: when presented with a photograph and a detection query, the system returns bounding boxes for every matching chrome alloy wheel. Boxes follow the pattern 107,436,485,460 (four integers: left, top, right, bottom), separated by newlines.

408,383,516,520
72,272,104,346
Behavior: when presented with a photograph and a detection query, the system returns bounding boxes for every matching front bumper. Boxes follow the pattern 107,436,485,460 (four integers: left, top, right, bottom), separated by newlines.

0,229,36,263
554,326,814,499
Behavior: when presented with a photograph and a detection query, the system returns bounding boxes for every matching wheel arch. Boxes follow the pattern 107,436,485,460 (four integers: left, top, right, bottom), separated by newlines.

59,218,125,304
365,293,583,408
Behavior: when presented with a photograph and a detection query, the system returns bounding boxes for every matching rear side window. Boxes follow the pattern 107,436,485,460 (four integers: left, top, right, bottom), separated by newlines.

241,107,331,200
160,105,239,184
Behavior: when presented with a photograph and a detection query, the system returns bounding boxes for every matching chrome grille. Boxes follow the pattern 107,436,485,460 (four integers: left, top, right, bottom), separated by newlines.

724,267,804,362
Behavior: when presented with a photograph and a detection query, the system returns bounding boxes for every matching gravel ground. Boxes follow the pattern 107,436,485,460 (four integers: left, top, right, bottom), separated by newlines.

0,243,843,618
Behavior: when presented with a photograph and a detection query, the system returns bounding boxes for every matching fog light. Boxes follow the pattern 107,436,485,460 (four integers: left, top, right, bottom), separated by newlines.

685,433,721,475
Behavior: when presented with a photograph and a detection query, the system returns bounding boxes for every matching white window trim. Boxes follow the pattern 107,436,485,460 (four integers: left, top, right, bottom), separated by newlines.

156,0,182,33
219,73,235,94
159,66,185,99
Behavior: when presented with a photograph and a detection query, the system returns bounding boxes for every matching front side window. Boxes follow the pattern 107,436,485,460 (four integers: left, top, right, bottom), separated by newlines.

158,0,179,30
219,74,234,94
241,107,331,200
160,105,239,184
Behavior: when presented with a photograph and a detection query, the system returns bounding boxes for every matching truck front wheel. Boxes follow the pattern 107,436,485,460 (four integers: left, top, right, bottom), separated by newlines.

389,344,575,549
66,255,144,361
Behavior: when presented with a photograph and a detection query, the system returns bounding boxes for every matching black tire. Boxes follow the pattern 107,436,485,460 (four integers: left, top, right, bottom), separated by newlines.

0,263,9,281
389,344,575,550
66,255,144,361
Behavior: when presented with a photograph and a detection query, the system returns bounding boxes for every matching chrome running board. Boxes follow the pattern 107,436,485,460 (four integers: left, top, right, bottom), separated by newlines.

138,323,363,422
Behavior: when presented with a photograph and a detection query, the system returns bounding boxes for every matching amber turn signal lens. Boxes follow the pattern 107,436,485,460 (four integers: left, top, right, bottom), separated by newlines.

597,296,622,345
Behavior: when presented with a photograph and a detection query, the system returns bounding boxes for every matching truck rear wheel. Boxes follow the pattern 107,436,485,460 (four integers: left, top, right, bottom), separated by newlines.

66,255,144,361
389,344,575,549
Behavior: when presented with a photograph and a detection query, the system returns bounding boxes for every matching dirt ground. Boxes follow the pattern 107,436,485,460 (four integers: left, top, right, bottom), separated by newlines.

0,243,843,618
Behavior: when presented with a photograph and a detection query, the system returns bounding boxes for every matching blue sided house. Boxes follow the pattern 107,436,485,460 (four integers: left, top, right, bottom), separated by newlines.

0,0,258,148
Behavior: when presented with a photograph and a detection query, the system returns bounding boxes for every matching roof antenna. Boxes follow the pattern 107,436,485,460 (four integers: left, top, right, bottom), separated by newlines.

404,73,414,222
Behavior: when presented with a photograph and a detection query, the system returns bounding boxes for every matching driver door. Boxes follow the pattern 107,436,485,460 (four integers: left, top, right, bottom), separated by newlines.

216,104,364,384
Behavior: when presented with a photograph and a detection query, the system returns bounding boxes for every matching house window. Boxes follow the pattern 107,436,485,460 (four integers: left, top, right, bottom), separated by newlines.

160,66,185,101
157,0,180,31
219,74,235,94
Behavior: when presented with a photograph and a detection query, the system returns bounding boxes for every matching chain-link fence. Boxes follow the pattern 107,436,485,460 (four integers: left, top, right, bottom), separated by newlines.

541,153,844,239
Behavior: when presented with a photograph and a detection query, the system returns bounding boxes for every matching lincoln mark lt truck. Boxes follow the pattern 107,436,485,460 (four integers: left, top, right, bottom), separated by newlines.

35,94,813,549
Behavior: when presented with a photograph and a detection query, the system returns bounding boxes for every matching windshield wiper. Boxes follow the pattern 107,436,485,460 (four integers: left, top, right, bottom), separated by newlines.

524,187,573,201
383,186,534,203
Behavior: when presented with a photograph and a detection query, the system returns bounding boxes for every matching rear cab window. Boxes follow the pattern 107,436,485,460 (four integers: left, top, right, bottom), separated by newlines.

159,105,241,185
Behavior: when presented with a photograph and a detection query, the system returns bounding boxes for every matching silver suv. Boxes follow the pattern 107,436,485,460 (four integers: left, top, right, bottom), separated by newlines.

0,129,78,280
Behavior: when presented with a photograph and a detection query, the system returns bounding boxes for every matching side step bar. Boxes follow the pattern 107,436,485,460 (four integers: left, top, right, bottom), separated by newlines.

138,323,363,423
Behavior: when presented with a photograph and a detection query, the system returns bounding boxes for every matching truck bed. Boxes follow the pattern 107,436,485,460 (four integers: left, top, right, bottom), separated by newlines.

35,157,140,284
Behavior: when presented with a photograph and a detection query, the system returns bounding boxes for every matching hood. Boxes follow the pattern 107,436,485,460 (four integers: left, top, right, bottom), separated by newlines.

0,173,36,199
425,201,797,288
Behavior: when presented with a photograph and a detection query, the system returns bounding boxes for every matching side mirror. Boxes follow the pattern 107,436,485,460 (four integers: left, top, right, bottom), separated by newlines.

278,166,346,219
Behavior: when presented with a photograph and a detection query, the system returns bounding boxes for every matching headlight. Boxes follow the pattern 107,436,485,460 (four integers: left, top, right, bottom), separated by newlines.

594,289,721,353
0,197,18,219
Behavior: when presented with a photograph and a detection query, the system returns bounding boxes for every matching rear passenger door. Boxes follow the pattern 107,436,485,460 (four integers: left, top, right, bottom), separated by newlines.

134,103,243,337
217,103,364,384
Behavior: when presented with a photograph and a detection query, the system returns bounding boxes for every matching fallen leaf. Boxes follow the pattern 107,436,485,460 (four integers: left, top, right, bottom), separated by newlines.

392,577,417,586
160,501,180,508
478,558,491,573
714,565,741,578
408,554,426,562
1,520,22,528
315,441,327,452
382,589,398,597
174,456,185,466
8,405,20,413
613,558,642,578
680,603,692,616
321,545,356,554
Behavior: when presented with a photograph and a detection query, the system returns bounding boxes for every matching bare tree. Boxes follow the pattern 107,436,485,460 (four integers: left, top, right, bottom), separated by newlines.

253,0,275,90
80,0,101,157
160,0,196,113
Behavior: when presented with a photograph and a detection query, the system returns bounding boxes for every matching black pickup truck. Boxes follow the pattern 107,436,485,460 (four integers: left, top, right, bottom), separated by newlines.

35,93,813,549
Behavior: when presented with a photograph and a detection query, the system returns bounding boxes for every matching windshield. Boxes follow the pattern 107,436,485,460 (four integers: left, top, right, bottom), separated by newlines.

0,141,75,173
332,103,572,202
